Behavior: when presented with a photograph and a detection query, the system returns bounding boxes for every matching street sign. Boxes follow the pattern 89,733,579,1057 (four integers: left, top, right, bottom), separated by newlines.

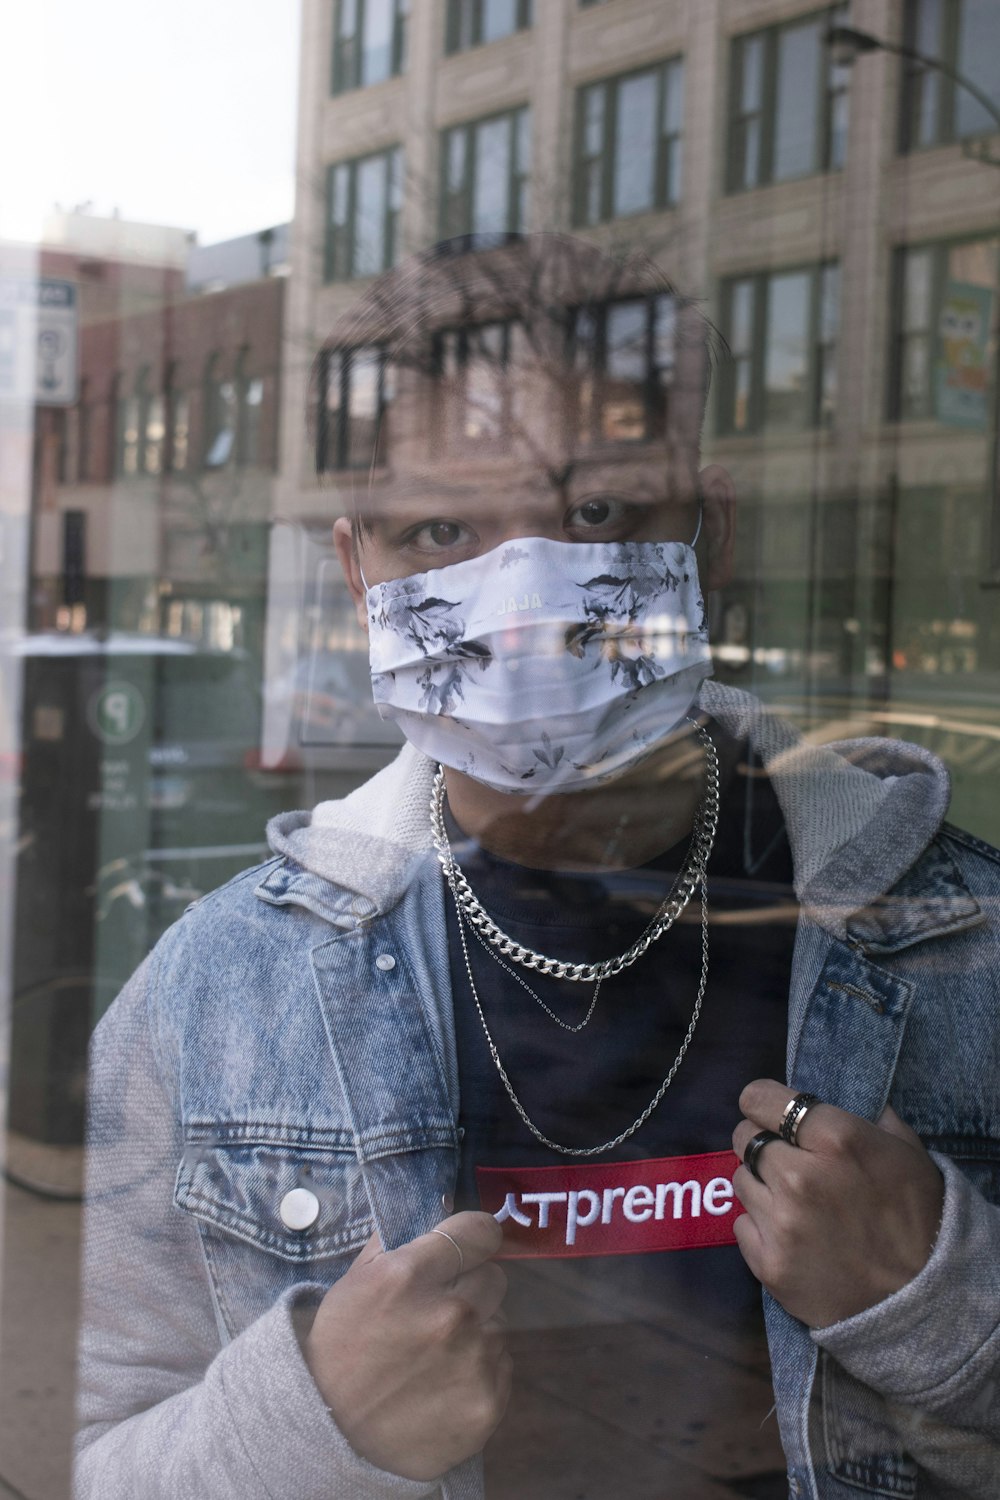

0,277,79,407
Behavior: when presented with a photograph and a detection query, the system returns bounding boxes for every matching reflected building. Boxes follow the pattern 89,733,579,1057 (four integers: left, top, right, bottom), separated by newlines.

278,0,1000,840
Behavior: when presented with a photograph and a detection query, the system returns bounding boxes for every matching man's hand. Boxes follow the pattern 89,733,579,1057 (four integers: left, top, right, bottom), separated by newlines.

304,1211,511,1482
732,1079,944,1329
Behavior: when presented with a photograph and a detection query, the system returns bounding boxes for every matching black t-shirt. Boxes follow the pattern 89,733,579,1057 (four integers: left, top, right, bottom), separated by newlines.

446,733,798,1498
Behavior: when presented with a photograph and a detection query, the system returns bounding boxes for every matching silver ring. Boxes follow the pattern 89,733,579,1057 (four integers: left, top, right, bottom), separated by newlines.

744,1129,781,1184
430,1228,465,1276
780,1092,820,1147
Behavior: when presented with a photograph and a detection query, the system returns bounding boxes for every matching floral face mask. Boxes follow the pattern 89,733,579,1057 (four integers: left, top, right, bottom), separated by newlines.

363,532,713,794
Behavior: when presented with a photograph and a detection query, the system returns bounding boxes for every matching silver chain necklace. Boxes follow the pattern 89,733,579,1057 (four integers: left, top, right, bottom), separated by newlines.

431,720,720,985
451,866,711,1156
434,719,719,1156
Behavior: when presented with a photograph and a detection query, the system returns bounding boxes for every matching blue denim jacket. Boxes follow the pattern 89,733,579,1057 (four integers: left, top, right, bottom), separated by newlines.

76,688,1000,1500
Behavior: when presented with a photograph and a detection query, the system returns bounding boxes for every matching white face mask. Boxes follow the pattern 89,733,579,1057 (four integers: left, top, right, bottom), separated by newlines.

363,532,712,794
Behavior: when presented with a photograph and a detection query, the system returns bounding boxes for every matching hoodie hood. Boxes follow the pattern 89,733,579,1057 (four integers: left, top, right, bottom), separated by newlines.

266,681,953,941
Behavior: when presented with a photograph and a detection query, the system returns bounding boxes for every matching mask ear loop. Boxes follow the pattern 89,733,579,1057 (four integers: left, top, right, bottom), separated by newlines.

689,497,703,549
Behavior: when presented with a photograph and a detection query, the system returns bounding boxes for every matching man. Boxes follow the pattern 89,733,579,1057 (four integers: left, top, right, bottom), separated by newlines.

76,236,1000,1500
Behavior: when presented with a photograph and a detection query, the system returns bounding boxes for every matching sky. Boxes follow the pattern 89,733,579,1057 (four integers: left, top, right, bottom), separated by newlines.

1,0,301,246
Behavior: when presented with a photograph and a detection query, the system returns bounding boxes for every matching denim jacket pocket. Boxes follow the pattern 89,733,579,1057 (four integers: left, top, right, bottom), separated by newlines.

819,1352,918,1498
174,1131,373,1338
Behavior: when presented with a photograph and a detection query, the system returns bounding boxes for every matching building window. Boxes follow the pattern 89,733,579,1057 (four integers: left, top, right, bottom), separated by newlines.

117,376,141,477
237,357,265,468
445,0,532,54
436,321,530,448
143,381,166,475
77,378,91,482
719,264,839,433
890,236,998,422
727,6,849,193
165,365,189,473
332,0,409,94
570,294,677,445
574,58,684,226
440,108,531,238
326,147,403,281
317,346,389,471
203,356,237,469
900,0,1000,150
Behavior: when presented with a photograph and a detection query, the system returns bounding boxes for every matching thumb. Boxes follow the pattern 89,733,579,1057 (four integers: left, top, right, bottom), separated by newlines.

876,1103,925,1149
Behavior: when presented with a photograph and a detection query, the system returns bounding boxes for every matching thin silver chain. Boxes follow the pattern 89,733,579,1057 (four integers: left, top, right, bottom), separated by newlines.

451,867,711,1157
464,916,605,1033
431,719,720,985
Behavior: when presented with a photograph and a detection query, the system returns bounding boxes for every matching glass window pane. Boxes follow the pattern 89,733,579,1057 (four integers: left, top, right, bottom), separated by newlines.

603,299,648,440
613,70,657,217
730,279,755,355
904,249,933,330
447,128,467,194
741,34,764,113
472,116,512,233
773,20,820,180
482,0,517,43
361,0,393,85
955,0,998,138
663,58,684,136
354,153,388,274
764,270,810,427
347,349,381,466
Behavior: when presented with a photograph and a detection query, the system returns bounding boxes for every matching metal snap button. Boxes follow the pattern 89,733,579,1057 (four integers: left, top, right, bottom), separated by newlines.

375,953,396,971
279,1187,320,1232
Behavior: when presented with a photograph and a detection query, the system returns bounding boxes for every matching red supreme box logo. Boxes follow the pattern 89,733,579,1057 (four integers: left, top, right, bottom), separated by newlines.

477,1151,742,1259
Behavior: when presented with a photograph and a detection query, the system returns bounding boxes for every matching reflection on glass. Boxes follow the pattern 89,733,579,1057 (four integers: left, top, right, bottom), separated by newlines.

613,71,657,218
355,154,389,275
472,117,512,236
603,301,648,441
773,20,820,182
347,349,382,469
764,270,809,429
954,0,996,139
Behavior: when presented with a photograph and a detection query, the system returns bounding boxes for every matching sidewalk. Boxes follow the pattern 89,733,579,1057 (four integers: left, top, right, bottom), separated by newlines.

0,1179,80,1500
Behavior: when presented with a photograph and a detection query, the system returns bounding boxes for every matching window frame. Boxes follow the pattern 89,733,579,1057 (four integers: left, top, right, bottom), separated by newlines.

888,232,1000,422
331,0,409,95
899,0,999,152
325,145,404,283
316,344,390,473
725,5,849,194
572,56,684,227
718,262,840,435
439,106,531,240
567,292,679,448
445,0,533,55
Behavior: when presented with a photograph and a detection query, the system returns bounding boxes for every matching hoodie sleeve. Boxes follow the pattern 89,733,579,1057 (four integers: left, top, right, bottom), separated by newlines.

810,1152,1000,1490
74,944,438,1500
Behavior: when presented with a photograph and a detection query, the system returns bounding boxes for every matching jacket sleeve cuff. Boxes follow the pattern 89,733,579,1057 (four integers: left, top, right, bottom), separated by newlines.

217,1285,441,1500
810,1154,1000,1411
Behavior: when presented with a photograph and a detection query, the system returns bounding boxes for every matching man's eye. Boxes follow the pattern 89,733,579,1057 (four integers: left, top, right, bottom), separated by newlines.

567,496,630,530
409,520,473,550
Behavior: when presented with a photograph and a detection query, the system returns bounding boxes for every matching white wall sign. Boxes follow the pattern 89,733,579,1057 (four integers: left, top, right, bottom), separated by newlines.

0,277,79,406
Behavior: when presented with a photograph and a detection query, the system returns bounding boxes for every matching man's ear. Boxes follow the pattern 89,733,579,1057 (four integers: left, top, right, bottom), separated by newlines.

333,516,368,631
696,464,736,591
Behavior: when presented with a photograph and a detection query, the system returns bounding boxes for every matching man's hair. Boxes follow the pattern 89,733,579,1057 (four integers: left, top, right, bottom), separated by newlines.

310,231,722,518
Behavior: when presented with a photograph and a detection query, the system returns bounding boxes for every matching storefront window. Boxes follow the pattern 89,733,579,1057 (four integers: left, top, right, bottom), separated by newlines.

5,5,1000,1498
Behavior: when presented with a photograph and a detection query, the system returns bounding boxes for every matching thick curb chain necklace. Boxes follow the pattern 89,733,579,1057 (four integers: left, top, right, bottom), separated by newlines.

452,864,711,1157
431,720,720,985
432,720,720,1157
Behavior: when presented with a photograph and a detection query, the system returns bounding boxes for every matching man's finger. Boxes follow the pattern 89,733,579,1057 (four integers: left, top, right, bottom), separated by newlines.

876,1103,925,1149
456,1260,508,1324
353,1227,386,1267
411,1210,503,1284
739,1078,836,1151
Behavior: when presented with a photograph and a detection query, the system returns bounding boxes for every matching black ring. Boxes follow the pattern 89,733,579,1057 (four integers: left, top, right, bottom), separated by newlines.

780,1092,820,1147
744,1129,781,1184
